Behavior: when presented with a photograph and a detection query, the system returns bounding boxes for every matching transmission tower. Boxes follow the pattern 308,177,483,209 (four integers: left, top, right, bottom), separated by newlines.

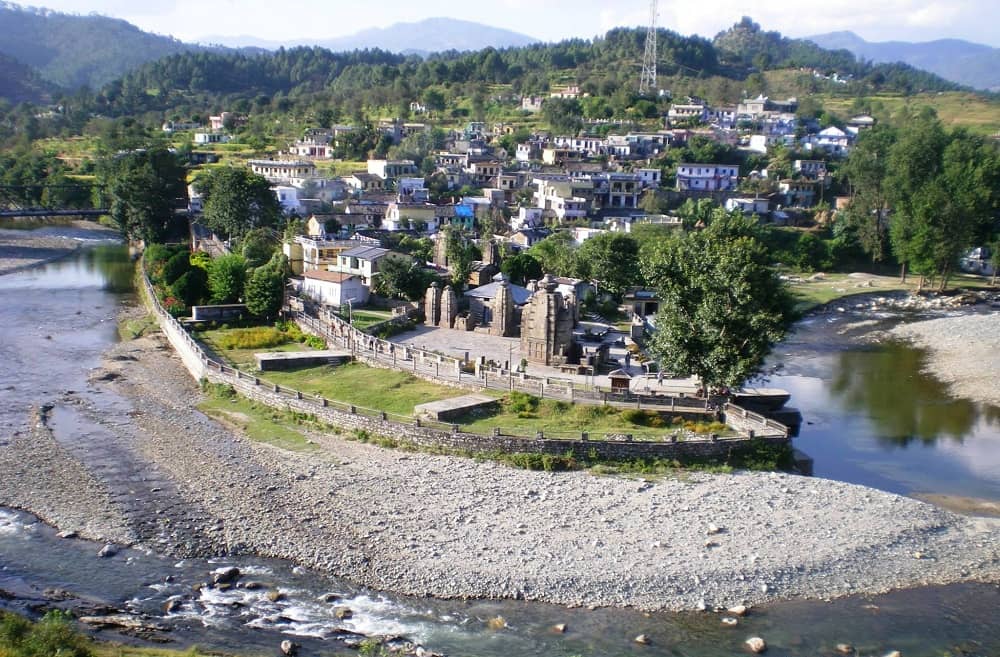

639,0,658,94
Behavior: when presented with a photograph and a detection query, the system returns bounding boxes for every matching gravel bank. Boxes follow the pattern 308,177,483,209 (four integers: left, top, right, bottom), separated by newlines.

2,302,999,612
0,221,118,275
890,312,1000,408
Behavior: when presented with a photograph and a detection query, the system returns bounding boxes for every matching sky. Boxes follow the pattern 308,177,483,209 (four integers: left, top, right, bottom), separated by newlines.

21,0,1000,47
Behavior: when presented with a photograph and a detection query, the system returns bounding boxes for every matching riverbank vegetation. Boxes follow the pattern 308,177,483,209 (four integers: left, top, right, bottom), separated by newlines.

0,610,222,657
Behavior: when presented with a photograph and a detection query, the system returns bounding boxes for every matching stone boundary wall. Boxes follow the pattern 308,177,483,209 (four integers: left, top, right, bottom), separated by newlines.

141,266,791,461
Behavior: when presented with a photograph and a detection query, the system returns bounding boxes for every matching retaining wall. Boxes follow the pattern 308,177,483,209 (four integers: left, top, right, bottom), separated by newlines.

141,267,790,462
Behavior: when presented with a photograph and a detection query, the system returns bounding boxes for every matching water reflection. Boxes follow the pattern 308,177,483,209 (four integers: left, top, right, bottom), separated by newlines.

828,343,994,446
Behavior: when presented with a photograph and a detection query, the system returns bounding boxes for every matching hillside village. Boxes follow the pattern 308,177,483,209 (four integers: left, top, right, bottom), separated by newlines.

179,93,878,318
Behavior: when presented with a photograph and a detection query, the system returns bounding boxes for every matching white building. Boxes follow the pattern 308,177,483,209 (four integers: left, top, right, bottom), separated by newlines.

249,160,318,186
300,270,369,306
194,132,230,145
675,163,739,192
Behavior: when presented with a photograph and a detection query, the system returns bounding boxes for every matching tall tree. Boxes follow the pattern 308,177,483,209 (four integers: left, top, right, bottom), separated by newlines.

577,232,640,298
641,214,793,392
99,147,186,244
840,125,896,264
207,253,247,304
195,167,281,240
886,110,948,283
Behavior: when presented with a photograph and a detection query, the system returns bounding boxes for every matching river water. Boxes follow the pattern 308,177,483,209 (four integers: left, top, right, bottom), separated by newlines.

1,228,999,657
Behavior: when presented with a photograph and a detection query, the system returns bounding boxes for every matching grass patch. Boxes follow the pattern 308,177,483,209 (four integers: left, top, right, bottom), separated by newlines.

197,382,319,451
453,393,727,439
118,313,159,340
254,362,459,416
340,309,393,331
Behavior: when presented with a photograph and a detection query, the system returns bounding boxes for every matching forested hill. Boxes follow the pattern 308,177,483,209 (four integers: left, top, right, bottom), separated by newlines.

0,53,57,104
0,1,204,89
94,20,962,117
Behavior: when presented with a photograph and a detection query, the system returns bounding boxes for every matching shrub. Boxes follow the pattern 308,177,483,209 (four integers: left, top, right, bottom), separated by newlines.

162,251,192,285
0,611,92,657
170,267,209,307
507,391,539,414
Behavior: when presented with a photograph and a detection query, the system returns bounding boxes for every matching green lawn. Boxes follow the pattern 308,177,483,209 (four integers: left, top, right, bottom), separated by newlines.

254,362,459,416
457,395,730,440
343,309,393,330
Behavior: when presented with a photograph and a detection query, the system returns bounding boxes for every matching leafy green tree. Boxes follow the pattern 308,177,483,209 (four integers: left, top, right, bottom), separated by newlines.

444,226,477,288
641,214,793,391
500,252,543,286
374,257,436,301
244,265,285,319
578,232,640,298
527,232,580,278
240,227,279,268
542,98,583,135
208,253,248,304
99,146,186,244
676,197,716,230
841,125,896,264
195,167,281,239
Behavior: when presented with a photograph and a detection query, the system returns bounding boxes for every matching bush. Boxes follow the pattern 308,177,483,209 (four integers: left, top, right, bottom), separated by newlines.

162,251,192,285
170,267,208,307
0,611,92,657
507,391,540,414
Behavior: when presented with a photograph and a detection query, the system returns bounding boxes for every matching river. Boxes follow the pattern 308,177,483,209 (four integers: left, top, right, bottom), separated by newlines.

1,228,998,657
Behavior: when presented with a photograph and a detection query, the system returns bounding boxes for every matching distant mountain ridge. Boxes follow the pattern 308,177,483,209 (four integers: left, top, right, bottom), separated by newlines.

198,17,539,55
0,1,207,89
807,30,1000,91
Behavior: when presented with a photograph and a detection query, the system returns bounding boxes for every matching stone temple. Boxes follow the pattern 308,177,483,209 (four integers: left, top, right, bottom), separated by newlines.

520,274,577,366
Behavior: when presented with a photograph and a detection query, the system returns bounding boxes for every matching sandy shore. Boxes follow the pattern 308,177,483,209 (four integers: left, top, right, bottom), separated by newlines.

0,220,119,275
891,312,1000,408
1,301,996,613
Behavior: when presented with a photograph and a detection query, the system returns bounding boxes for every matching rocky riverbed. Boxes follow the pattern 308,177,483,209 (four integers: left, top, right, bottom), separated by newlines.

891,311,1000,408
1,299,997,613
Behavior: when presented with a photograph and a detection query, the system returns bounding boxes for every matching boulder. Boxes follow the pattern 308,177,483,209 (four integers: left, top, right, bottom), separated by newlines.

745,637,767,653
553,623,567,633
727,604,748,617
163,599,183,613
720,617,738,626
267,590,286,603
280,640,299,656
835,644,853,654
634,634,651,645
97,544,118,558
335,606,353,620
57,530,78,539
212,567,241,585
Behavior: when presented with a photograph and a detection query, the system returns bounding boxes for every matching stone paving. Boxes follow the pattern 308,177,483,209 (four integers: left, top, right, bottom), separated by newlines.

391,324,699,393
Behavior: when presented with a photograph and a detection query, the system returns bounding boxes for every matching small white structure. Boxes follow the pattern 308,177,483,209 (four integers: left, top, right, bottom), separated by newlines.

194,132,230,145
725,197,770,216
300,270,369,306
274,186,302,215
